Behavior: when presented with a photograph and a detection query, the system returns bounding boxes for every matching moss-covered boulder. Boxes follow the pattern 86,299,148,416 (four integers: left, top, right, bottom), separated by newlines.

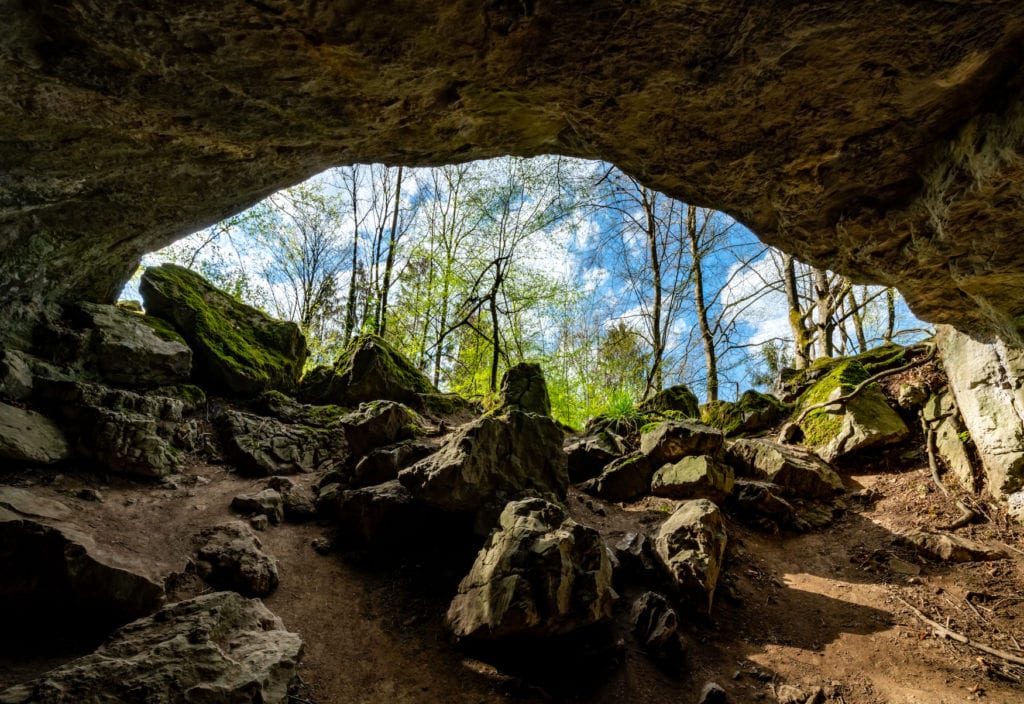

140,264,307,396
638,384,700,418
795,359,909,462
700,390,786,437
579,451,654,502
725,438,844,500
299,334,435,407
498,362,551,416
640,420,724,467
651,455,735,503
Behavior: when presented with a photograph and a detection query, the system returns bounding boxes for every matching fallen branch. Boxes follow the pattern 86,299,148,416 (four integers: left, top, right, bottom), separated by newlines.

896,596,1024,667
939,500,978,531
793,343,937,426
922,420,949,496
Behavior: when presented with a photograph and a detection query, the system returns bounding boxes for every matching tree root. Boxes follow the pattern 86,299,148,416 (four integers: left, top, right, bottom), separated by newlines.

896,596,1024,667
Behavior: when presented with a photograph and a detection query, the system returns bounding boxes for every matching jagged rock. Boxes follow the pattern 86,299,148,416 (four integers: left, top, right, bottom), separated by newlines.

936,326,1024,498
0,401,69,465
795,358,909,462
0,591,303,704
700,390,786,436
775,685,810,704
630,591,683,658
1008,491,1024,525
420,391,476,417
218,409,346,476
565,431,626,483
725,439,845,500
499,361,551,416
299,334,435,407
651,455,735,502
282,484,318,523
922,389,976,491
640,420,724,467
69,302,192,388
0,349,33,401
654,499,727,612
320,479,430,550
579,452,653,502
140,264,307,395
352,440,434,487
0,487,164,631
899,530,1008,563
727,480,808,533
611,532,658,580
638,384,700,418
699,682,729,704
194,522,279,597
231,488,284,525
340,400,419,457
446,497,616,640
399,410,568,514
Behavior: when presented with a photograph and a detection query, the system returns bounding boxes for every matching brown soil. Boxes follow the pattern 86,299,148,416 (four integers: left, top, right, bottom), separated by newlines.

1,452,1023,704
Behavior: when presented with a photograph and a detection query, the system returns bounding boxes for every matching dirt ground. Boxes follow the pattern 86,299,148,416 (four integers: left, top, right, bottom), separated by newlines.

1,453,1022,704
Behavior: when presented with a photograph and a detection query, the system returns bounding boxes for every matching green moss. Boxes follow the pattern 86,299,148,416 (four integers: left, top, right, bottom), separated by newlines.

797,359,871,446
141,264,306,394
638,384,699,417
136,313,188,345
850,343,907,374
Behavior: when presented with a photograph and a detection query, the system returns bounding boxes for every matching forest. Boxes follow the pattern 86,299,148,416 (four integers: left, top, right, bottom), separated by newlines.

130,156,926,427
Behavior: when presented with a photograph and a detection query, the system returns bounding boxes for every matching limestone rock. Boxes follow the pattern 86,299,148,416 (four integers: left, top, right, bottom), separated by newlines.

1008,491,1024,525
0,349,33,401
70,302,192,388
611,532,659,581
498,362,551,416
937,326,1024,498
726,439,845,500
399,410,568,514
640,420,724,467
638,384,700,418
579,452,653,503
299,334,434,407
282,484,317,523
630,591,683,658
727,480,808,533
651,455,735,503
0,487,164,631
0,591,302,704
231,488,285,525
140,264,307,395
654,499,728,611
922,389,976,491
0,401,69,465
218,409,346,476
321,480,430,550
340,400,419,457
565,431,626,483
795,359,909,462
700,390,786,437
194,522,279,598
446,498,616,640
899,531,1008,563
352,440,434,488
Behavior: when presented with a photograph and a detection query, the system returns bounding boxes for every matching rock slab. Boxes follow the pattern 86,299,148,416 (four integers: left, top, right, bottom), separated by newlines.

654,499,727,612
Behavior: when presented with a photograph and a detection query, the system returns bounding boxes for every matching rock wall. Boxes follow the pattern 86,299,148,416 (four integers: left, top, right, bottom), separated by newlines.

1,2,1024,343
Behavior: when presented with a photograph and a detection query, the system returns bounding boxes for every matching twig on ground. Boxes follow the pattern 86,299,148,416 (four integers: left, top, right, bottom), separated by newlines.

896,596,1024,667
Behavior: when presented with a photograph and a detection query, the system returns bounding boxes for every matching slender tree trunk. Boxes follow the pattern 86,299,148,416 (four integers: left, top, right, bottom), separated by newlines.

488,276,502,394
813,267,835,358
884,287,897,343
686,205,718,401
784,254,812,369
643,188,663,397
343,166,360,341
378,166,403,337
849,287,868,353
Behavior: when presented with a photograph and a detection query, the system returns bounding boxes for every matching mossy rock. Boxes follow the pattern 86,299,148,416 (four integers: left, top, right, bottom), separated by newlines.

638,384,699,418
796,359,870,447
140,264,307,396
700,390,786,437
299,334,436,407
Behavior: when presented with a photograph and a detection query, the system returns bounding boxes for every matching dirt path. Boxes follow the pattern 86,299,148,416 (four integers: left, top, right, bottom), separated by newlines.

2,462,1022,703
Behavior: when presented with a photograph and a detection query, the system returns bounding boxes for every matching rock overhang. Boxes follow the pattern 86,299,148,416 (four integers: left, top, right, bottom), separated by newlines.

1,1,1023,342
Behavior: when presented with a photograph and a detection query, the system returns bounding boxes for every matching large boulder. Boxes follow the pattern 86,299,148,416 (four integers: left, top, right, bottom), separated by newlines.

0,487,164,632
0,349,33,401
0,591,303,704
399,410,568,514
630,591,683,659
579,452,654,502
193,522,279,598
140,264,307,395
651,455,735,503
319,479,431,550
498,362,551,416
700,390,786,437
727,479,808,533
69,302,192,388
638,384,700,418
654,499,728,612
338,400,419,457
936,326,1024,498
565,430,626,483
446,498,616,640
640,420,724,467
795,358,909,462
725,438,844,499
0,401,69,465
218,409,347,477
922,389,977,492
299,334,435,407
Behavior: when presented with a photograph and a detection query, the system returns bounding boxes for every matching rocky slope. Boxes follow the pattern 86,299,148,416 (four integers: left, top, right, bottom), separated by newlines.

2,2,1024,343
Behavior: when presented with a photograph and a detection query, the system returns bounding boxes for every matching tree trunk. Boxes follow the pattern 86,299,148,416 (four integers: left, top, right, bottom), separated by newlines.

378,165,403,337
884,287,896,343
343,166,361,341
813,267,835,358
784,254,812,369
687,205,718,401
849,286,868,353
643,188,664,397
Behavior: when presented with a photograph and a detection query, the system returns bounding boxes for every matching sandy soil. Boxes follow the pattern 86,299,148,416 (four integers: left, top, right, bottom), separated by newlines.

1,453,1022,704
